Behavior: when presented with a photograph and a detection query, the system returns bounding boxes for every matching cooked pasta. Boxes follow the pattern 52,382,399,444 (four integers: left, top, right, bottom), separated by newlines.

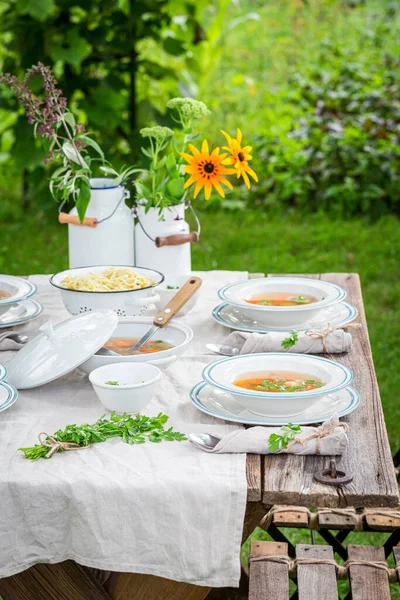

61,267,154,292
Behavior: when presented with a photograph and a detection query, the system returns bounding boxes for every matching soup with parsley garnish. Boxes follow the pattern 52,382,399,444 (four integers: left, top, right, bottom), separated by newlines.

234,371,325,393
244,292,318,307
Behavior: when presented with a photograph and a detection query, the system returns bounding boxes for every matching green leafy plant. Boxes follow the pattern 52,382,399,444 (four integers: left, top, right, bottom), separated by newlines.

268,423,302,453
134,98,210,212
0,63,142,220
19,411,187,460
0,0,209,210
281,331,299,350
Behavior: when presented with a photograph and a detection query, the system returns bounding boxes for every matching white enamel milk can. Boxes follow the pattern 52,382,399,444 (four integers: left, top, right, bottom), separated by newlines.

58,178,135,268
133,202,200,283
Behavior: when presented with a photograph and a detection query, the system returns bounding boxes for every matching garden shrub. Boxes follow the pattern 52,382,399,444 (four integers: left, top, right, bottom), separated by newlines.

249,54,400,218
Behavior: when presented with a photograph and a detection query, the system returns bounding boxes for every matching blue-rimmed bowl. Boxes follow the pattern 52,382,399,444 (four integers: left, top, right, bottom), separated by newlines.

202,353,353,418
218,277,346,328
0,275,37,316
0,363,7,382
0,380,18,413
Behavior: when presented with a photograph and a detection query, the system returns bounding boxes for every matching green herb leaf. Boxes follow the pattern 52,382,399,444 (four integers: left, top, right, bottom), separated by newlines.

105,380,119,386
268,423,302,452
19,412,187,460
281,330,299,350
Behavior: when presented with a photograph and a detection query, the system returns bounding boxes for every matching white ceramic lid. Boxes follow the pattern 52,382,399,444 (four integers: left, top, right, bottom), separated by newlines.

6,310,118,389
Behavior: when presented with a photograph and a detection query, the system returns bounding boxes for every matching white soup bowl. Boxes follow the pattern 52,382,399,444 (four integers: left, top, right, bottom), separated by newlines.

218,277,346,328
202,353,353,417
0,275,37,316
79,316,193,374
89,362,161,413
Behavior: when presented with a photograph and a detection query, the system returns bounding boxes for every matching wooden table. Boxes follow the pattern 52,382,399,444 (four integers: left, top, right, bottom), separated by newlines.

0,273,398,600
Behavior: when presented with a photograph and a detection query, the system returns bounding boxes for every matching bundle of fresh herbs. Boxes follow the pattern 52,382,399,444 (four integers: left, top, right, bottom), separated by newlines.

19,412,187,460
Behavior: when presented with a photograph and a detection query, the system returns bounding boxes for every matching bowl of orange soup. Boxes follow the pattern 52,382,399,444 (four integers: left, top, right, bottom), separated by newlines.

79,316,193,374
202,353,353,417
218,277,346,328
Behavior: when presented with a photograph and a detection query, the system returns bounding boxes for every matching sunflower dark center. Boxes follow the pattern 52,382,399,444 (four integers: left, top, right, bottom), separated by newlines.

238,152,245,162
203,162,214,174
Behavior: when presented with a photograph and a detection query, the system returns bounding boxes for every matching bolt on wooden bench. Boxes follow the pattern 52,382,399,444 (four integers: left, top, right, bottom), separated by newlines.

249,540,400,600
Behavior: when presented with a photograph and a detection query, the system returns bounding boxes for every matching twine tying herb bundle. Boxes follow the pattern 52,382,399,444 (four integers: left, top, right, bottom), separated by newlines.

19,412,187,460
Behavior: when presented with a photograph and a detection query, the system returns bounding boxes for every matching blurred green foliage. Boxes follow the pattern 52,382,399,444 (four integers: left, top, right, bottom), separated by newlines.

201,0,400,218
0,0,258,212
1,0,400,218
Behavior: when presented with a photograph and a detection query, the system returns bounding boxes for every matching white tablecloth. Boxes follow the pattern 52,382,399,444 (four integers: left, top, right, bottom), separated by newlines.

0,271,248,587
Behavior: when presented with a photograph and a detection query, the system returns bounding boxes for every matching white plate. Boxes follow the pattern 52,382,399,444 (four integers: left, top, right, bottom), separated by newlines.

190,381,360,426
0,299,43,328
0,380,18,413
212,301,358,333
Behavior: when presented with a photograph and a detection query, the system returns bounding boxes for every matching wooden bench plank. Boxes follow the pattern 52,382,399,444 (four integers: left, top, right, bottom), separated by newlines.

348,545,390,600
263,273,398,508
296,544,338,600
365,510,400,531
249,541,289,600
0,561,112,600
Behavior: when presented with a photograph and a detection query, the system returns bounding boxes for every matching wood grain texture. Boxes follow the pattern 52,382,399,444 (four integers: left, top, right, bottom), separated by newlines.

246,272,264,503
249,541,289,600
263,273,398,508
0,561,112,600
296,544,338,600
105,572,210,600
347,545,390,600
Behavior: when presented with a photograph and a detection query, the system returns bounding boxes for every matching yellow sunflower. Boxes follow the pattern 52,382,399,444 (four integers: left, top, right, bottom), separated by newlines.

220,128,258,189
180,140,235,200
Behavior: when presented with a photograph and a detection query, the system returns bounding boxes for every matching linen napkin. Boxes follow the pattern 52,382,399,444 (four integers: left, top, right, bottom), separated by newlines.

0,330,26,351
222,327,352,354
190,416,348,455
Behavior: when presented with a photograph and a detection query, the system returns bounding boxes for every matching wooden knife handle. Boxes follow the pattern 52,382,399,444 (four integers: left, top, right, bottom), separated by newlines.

58,213,98,228
156,232,199,247
153,276,202,327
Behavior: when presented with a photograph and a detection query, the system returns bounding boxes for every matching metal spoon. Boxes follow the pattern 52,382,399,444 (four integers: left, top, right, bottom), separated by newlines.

206,343,240,357
0,331,28,344
188,433,221,450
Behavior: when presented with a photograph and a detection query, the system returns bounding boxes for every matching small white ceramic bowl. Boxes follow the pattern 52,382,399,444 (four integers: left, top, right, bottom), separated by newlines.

89,362,161,413
202,353,353,417
0,275,37,316
50,265,164,317
79,316,193,374
218,277,346,328
153,274,200,317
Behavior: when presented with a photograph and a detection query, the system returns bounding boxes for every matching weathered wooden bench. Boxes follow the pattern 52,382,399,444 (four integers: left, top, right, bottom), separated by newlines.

249,540,400,600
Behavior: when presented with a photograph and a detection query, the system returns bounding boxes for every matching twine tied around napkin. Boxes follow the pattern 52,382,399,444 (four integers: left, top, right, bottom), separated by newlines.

190,416,348,455
220,326,357,355
287,420,349,455
304,323,360,353
38,432,90,459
